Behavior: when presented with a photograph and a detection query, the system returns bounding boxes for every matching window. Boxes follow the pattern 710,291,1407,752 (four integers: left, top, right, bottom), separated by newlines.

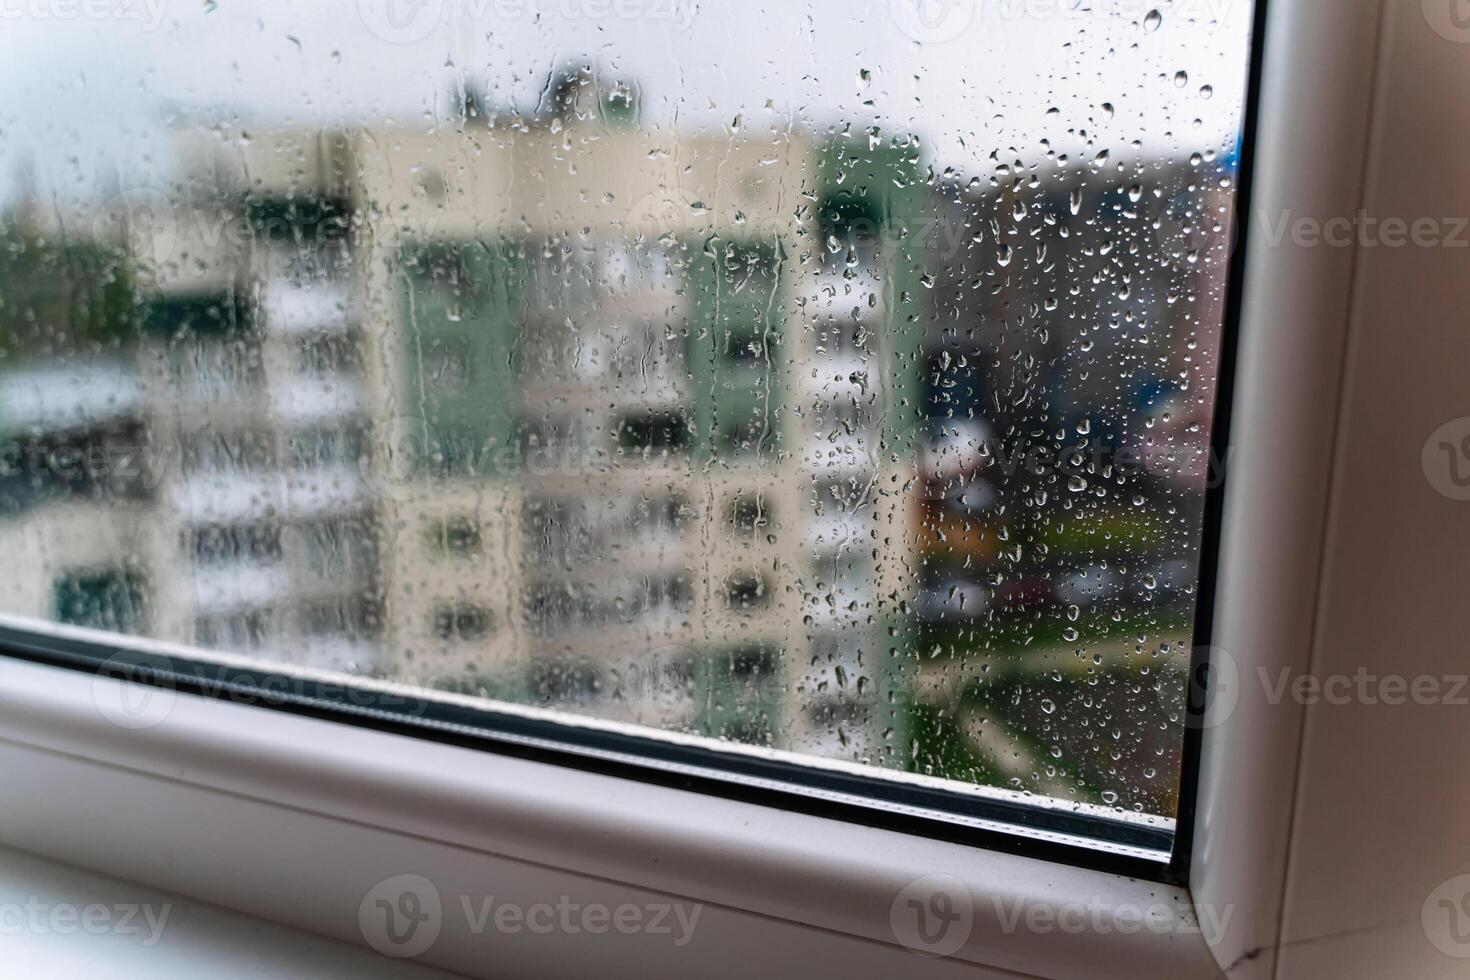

616,411,691,456
53,566,147,635
297,334,365,377
723,571,770,611
180,431,275,476
284,425,367,470
728,493,771,534
426,515,483,557
431,602,494,643
193,608,272,652
0,0,1259,881
188,523,284,565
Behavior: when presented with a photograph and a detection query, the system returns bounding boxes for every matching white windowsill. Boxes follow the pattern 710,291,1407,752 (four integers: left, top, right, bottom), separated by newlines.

0,655,1217,979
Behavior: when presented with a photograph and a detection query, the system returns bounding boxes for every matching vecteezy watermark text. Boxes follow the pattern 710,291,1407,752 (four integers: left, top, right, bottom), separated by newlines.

888,874,1234,958
90,650,447,731
888,0,1234,46
1256,667,1470,708
1172,648,1470,730
0,0,168,30
357,0,697,44
1257,210,1470,250
0,441,174,492
358,874,702,958
989,894,1234,944
0,899,171,946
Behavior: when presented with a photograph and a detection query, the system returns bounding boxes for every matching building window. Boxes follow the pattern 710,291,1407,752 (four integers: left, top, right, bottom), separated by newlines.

432,602,494,642
426,515,482,557
724,572,770,611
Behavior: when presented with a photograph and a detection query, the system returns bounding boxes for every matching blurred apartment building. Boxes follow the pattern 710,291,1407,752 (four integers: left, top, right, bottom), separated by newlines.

0,128,380,674
0,67,932,766
349,69,930,762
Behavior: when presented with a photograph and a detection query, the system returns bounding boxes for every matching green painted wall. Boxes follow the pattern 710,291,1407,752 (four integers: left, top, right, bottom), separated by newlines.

813,134,933,454
683,237,787,465
396,238,524,477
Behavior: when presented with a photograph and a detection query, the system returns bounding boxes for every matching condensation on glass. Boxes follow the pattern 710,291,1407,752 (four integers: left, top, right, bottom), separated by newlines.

0,1,1253,821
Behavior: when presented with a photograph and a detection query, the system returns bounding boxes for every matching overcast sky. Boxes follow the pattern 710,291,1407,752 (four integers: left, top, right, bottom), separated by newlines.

0,0,1253,204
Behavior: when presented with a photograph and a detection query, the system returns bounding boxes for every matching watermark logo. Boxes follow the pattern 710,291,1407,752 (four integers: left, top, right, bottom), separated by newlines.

991,895,1234,943
359,874,443,958
90,188,354,273
0,439,175,496
358,0,444,43
356,414,629,498
92,651,176,731
358,414,435,502
92,655,439,731
1186,645,1238,731
1189,651,1470,719
1257,210,1470,250
456,894,702,944
91,188,178,269
890,874,974,957
624,187,708,241
974,0,1234,29
358,874,703,957
1423,0,1470,43
888,0,976,45
1256,667,1469,708
1424,875,1470,957
1423,418,1470,501
359,0,696,43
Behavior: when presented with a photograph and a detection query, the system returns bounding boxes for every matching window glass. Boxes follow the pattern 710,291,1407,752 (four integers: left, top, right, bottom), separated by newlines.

0,0,1253,824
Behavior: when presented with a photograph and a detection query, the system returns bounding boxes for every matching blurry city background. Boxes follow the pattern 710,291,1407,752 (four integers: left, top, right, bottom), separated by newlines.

0,0,1249,819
